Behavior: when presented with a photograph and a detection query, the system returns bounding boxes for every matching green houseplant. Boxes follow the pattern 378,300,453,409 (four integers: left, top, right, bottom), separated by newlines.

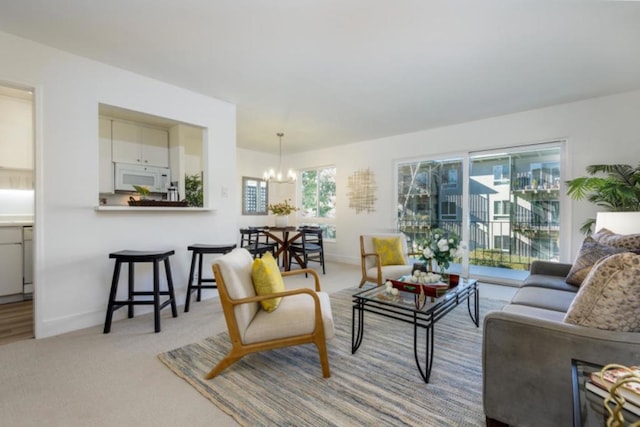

132,185,150,200
566,163,640,234
185,174,203,207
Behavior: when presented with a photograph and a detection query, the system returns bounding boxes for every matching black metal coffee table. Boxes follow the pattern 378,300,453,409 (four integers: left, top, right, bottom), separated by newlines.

351,277,479,383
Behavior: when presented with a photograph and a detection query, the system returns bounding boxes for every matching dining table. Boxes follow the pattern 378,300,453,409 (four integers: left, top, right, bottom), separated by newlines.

261,226,304,271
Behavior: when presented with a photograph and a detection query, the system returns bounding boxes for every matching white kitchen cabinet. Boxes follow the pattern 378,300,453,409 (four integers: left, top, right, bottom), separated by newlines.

0,227,23,297
0,93,33,170
141,127,170,167
98,118,114,193
111,120,169,167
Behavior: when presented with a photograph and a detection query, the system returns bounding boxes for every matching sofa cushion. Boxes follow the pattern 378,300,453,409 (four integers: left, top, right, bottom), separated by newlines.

372,236,407,266
251,252,285,312
510,287,577,312
593,228,640,251
522,274,578,293
565,237,626,286
564,252,640,332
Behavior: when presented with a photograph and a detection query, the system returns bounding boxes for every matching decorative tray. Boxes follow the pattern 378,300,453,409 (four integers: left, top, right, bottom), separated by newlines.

387,278,452,298
128,197,189,207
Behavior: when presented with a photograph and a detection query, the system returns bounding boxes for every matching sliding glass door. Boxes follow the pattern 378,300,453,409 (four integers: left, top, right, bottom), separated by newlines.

397,157,464,260
397,142,563,283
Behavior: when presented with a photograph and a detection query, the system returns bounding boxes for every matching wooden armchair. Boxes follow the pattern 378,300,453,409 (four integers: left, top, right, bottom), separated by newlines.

359,233,415,287
206,248,335,379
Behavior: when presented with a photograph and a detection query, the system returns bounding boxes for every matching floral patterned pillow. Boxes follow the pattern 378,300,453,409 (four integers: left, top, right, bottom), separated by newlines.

564,252,640,331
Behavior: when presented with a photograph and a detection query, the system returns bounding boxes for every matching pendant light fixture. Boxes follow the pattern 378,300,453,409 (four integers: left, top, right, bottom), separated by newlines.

263,132,297,183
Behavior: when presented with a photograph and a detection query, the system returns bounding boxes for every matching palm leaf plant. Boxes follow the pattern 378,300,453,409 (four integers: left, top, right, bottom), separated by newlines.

566,163,640,234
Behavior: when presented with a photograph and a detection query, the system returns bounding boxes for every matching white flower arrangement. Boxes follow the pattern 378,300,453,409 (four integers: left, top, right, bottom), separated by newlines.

416,228,466,272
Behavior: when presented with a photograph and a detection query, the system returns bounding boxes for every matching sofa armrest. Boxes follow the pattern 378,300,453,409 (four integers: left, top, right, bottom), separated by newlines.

483,311,640,427
529,260,572,277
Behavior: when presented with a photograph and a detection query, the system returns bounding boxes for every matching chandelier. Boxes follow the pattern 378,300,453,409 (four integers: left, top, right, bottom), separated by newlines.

263,132,297,183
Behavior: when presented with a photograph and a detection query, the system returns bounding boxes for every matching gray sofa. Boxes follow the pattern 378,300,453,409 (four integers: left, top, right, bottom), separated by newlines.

482,260,640,426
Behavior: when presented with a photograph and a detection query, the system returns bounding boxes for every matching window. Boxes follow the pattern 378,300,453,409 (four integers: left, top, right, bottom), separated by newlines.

493,200,510,219
441,201,457,220
242,176,268,215
471,144,562,270
493,164,510,185
493,235,510,252
300,166,336,239
397,157,464,247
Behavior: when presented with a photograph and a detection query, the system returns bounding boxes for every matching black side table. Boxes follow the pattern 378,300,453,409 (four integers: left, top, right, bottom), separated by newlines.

572,359,640,427
184,244,236,312
104,250,178,334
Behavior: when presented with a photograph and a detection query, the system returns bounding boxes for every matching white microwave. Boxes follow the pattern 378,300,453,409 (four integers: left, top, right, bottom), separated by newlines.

114,163,170,193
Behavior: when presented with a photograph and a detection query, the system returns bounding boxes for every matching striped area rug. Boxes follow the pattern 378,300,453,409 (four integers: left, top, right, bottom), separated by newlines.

158,288,504,426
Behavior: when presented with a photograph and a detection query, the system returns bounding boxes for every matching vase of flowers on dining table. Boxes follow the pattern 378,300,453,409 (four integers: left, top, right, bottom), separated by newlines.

268,199,299,227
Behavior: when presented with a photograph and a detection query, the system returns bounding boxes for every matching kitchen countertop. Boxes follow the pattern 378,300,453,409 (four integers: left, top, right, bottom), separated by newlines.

0,216,33,226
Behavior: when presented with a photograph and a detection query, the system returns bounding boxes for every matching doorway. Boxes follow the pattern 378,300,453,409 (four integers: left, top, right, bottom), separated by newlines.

0,83,35,344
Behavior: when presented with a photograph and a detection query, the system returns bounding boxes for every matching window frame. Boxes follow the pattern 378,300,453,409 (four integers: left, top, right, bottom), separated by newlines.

299,165,336,241
241,176,269,215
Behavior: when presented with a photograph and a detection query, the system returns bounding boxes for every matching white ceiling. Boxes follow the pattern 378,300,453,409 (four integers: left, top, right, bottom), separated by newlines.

1,1,640,154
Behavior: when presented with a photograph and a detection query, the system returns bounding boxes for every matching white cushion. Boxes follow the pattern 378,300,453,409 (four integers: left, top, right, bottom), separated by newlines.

243,291,335,344
213,248,259,335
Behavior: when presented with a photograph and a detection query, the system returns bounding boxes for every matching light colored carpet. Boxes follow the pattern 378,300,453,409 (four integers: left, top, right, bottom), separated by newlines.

0,260,514,427
159,287,505,427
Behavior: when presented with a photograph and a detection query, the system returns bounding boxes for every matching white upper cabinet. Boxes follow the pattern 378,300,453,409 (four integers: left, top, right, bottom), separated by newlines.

141,126,170,167
0,93,33,170
98,118,114,193
111,120,169,167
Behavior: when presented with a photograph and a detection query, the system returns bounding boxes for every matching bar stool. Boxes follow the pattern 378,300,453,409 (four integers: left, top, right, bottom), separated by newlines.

184,243,237,312
103,250,178,334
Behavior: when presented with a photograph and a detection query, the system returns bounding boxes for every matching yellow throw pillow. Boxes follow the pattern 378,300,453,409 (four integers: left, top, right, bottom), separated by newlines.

372,237,406,266
251,252,285,312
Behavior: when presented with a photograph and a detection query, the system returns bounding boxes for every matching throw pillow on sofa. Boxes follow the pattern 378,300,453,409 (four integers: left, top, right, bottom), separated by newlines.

564,252,640,332
565,237,626,286
593,228,640,251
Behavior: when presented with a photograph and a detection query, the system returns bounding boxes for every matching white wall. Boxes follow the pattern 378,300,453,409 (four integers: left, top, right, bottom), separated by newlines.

237,147,296,229
0,31,237,338
238,89,640,268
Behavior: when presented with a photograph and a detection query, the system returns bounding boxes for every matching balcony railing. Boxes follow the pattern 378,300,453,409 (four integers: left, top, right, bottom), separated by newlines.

399,219,559,271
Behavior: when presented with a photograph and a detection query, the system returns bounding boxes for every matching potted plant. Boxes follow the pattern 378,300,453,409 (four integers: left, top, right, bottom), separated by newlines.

185,174,203,207
133,185,150,200
566,163,640,234
268,199,299,227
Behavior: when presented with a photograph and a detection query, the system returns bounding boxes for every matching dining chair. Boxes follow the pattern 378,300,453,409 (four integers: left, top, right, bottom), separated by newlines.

239,228,275,259
248,226,279,255
288,226,326,276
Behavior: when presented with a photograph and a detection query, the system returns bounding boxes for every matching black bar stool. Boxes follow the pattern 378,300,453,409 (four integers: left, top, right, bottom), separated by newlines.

184,243,237,312
104,250,178,333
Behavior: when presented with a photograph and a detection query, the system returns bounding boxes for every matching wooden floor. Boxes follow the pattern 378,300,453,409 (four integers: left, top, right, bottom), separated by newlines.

0,300,34,346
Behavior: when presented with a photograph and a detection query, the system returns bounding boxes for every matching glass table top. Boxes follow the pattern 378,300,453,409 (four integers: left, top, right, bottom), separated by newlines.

353,276,477,313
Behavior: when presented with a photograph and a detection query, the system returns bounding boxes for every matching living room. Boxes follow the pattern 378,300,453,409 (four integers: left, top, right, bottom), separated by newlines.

1,1,640,426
